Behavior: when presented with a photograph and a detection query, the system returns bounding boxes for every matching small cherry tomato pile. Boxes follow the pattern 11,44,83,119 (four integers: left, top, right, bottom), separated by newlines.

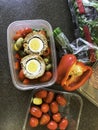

13,27,53,85
29,89,69,130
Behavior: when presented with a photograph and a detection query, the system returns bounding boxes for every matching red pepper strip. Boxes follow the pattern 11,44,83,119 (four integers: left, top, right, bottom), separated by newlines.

61,61,92,91
76,0,85,14
83,25,96,62
56,54,77,84
56,54,92,91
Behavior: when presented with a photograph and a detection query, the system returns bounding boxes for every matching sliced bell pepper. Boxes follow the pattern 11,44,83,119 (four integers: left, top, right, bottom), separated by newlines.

56,54,77,85
56,54,92,91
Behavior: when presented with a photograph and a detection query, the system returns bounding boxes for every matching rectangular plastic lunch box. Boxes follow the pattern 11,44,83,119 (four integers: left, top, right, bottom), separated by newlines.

7,19,57,90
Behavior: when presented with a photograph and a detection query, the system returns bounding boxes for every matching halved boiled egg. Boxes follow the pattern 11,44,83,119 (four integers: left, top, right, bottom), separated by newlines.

23,32,48,55
21,54,45,79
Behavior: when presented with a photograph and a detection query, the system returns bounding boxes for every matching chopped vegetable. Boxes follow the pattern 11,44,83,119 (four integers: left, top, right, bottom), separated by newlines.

39,71,52,82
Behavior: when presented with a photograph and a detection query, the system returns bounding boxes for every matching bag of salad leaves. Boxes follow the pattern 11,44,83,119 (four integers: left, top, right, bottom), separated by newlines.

68,0,98,62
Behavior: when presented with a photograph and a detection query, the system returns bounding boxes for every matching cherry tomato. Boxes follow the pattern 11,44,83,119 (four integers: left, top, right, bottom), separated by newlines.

44,91,54,104
39,71,52,82
59,118,69,130
14,61,20,71
23,78,30,85
30,106,42,118
40,114,50,125
47,120,58,130
18,69,25,81
29,117,39,128
52,113,61,123
13,33,22,41
41,103,49,113
50,101,59,114
39,29,46,36
35,90,48,98
56,95,67,106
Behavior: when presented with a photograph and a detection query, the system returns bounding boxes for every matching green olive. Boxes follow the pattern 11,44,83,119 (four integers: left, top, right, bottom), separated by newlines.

15,37,24,49
32,97,43,105
44,58,49,64
46,64,52,71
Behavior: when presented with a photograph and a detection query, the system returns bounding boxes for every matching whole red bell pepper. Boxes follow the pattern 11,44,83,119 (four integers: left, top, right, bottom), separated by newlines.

56,54,92,91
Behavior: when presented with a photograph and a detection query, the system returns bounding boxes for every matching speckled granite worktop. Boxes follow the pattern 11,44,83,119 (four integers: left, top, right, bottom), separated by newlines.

0,0,98,130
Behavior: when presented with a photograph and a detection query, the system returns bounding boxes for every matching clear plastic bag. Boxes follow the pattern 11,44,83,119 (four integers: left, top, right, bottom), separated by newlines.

70,38,98,64
68,0,98,43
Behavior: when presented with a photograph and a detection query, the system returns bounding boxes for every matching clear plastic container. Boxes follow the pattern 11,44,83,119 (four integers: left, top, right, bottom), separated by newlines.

22,87,83,130
7,19,57,90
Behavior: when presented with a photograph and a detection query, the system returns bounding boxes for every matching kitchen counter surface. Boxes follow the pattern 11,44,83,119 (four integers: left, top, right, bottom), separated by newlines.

0,0,98,130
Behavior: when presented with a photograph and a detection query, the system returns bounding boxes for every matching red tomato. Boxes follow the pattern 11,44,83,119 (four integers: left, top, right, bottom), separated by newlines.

56,95,67,106
47,120,58,130
29,117,39,128
44,91,54,104
59,118,69,130
30,106,42,118
18,69,25,81
13,33,22,40
40,114,50,125
41,103,49,113
23,78,30,85
52,113,61,123
50,101,59,114
14,61,20,71
35,90,48,98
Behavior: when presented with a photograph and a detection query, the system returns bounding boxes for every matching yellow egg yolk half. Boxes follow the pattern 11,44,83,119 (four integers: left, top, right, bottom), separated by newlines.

29,37,44,52
26,59,40,75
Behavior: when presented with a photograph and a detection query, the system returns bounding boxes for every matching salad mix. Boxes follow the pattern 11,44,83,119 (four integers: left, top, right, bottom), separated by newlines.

68,0,98,62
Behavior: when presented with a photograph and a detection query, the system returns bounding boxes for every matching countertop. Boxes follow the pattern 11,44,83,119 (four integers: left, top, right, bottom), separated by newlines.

0,0,98,130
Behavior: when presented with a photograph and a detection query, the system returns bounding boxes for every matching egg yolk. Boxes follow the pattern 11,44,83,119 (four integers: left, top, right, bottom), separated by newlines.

26,59,40,75
29,37,44,52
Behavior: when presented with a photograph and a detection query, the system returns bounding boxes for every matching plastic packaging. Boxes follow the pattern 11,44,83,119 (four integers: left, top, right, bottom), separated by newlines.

54,27,73,54
70,38,98,64
22,87,83,130
67,0,98,107
68,0,98,62
7,19,57,90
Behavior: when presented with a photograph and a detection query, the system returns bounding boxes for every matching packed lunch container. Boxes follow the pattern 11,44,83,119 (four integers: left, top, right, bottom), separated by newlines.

22,87,83,130
7,19,57,90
